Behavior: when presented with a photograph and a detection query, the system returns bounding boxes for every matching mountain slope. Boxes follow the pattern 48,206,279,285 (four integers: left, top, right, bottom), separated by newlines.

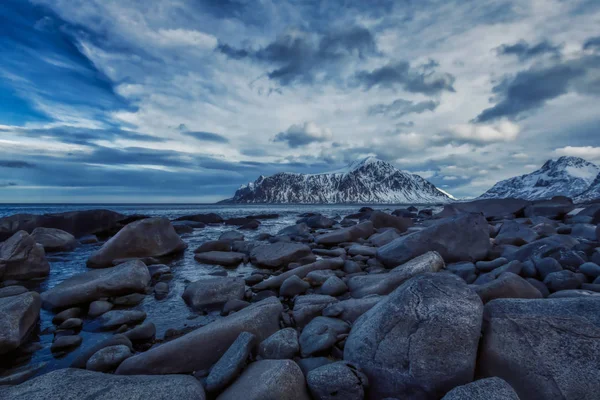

575,172,600,202
224,157,454,204
479,156,600,201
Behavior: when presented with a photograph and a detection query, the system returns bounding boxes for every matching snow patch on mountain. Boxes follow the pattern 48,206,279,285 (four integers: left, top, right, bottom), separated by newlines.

224,157,454,204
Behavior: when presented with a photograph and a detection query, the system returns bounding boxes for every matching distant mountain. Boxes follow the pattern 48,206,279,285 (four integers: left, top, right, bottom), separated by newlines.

223,157,455,204
480,156,600,201
575,172,600,202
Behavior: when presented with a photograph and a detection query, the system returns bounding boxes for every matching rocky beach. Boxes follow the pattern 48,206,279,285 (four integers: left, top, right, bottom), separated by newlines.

1,198,599,399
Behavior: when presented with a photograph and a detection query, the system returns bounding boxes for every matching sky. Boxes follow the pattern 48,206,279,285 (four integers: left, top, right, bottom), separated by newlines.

1,0,599,203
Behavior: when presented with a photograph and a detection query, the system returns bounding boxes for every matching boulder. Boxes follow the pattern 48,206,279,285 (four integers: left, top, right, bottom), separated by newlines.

473,272,543,303
171,221,194,234
194,240,231,253
216,359,310,400
220,231,245,242
510,235,579,263
277,223,311,238
369,229,400,247
348,244,377,257
182,277,245,311
194,251,245,267
253,258,345,291
250,242,313,269
296,357,334,377
476,257,508,273
535,257,562,279
205,332,256,392
0,291,40,354
86,344,133,372
0,285,28,298
315,221,375,246
494,221,537,246
478,297,600,399
441,377,520,400
0,231,50,280
344,273,484,399
368,210,413,232
0,209,126,241
116,297,282,375
31,227,78,252
41,260,150,310
348,251,444,298
88,300,113,318
571,223,598,241
298,214,336,229
258,328,299,360
579,262,600,279
98,310,146,330
175,213,223,224
71,334,132,369
436,198,529,220
447,262,477,283
543,270,581,292
239,220,260,230
320,276,348,296
0,368,206,399
280,275,310,297
524,197,574,219
307,362,369,400
292,294,339,328
51,335,82,352
299,316,350,357
87,218,187,268
377,213,490,267
322,296,382,323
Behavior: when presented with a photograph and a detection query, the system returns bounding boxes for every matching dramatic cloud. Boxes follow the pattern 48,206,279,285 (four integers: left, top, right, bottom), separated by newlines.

443,121,520,144
496,40,561,61
273,122,333,148
354,61,456,94
368,99,439,119
583,36,600,51
554,146,600,162
0,160,36,169
178,124,229,143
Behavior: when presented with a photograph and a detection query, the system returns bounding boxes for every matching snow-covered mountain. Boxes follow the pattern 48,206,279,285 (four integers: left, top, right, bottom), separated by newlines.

480,156,600,201
223,157,455,204
575,172,600,202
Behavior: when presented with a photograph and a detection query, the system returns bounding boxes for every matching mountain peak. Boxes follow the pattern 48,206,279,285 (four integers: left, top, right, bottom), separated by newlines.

543,156,594,170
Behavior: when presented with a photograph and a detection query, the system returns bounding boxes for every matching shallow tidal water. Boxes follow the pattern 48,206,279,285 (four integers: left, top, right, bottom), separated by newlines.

0,203,437,379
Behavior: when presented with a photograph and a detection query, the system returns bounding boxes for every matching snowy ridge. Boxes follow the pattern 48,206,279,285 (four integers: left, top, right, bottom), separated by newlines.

575,172,600,202
226,157,454,204
480,156,600,201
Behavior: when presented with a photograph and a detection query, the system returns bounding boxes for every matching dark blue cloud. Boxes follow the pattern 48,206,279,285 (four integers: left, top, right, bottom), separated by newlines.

475,54,600,122
583,36,600,51
368,99,439,118
18,126,166,147
497,40,561,61
0,160,36,169
178,124,229,143
0,0,132,123
354,61,455,94
218,26,378,86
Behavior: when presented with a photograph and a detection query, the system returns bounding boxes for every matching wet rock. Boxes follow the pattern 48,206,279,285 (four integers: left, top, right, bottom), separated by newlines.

123,321,155,342
98,310,146,330
71,334,132,368
51,335,82,352
579,262,600,279
205,331,255,392
535,257,563,280
88,300,113,318
510,235,579,263
378,213,490,267
194,251,245,267
320,276,348,296
222,299,250,315
176,212,223,224
86,344,133,372
447,262,477,283
348,244,377,257
147,264,171,278
348,251,444,298
315,221,374,246
0,291,40,355
42,260,150,310
0,362,47,386
476,257,508,273
250,242,313,269
292,294,339,328
473,272,543,303
441,377,520,400
547,289,600,298
543,270,581,292
368,210,413,232
258,328,299,360
182,277,245,310
369,229,400,247
171,222,194,234
523,197,575,219
52,307,81,324
112,293,145,306
280,275,310,297
344,273,483,399
277,223,311,238
313,248,346,257
31,227,78,252
79,234,99,244
216,359,310,400
253,258,345,291
322,296,382,323
478,297,600,399
571,223,598,241
220,231,245,242
0,285,28,298
116,298,282,375
58,318,83,330
154,282,169,299
0,231,50,280
494,221,537,246
195,240,231,253
299,316,350,356
298,214,336,229
343,260,363,274
296,357,334,377
0,368,206,399
87,217,187,268
474,261,523,285
306,270,338,286
307,361,368,400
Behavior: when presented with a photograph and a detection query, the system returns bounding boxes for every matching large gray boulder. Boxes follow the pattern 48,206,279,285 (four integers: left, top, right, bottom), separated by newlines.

205,331,256,392
344,273,484,399
441,377,520,400
348,251,444,298
116,297,283,375
377,213,490,267
299,316,350,356
41,260,150,310
509,235,579,263
292,294,339,328
217,359,310,400
494,221,538,246
87,217,187,268
473,272,543,303
0,368,206,400
0,291,40,354
315,221,375,246
31,227,78,252
182,277,245,310
86,344,133,372
0,231,50,280
258,328,299,360
478,297,600,400
307,361,369,400
194,251,245,267
322,296,382,323
250,242,312,269
369,210,413,232
253,258,345,291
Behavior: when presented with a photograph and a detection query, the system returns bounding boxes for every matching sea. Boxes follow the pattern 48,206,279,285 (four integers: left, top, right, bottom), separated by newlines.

0,203,437,378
